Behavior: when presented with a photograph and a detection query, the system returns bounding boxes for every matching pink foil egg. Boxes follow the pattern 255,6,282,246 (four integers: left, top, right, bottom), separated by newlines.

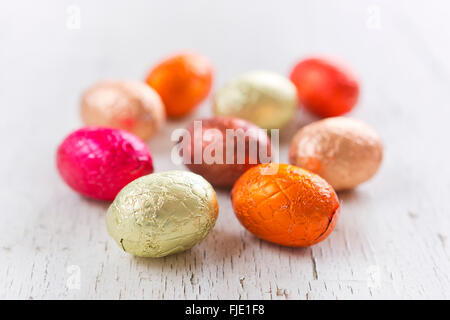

56,127,154,201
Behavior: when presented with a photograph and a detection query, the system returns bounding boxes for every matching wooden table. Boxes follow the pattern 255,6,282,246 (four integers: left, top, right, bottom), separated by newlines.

1,0,449,299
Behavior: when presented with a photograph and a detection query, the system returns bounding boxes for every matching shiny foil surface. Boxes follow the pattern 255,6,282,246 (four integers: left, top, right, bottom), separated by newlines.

56,127,154,201
180,117,272,188
106,171,219,258
231,163,340,247
146,52,213,118
289,117,383,190
213,71,297,130
81,80,165,140
290,57,359,117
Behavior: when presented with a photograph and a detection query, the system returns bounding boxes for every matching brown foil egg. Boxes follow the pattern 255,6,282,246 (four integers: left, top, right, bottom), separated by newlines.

178,117,272,188
80,80,165,140
289,117,383,190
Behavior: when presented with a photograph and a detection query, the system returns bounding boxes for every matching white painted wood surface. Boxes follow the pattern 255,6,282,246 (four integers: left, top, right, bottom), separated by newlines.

1,0,450,299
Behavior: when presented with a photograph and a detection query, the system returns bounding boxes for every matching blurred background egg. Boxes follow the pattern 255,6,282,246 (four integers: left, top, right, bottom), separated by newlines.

289,57,359,117
80,80,165,140
289,117,383,190
214,71,297,130
146,52,213,118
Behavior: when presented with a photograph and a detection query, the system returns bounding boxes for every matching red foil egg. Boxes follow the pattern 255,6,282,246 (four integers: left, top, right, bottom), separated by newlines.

56,127,154,201
290,57,359,117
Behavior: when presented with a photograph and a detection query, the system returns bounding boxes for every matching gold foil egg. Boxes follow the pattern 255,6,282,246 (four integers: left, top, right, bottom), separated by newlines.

289,117,383,190
213,71,297,130
106,171,219,258
80,80,165,140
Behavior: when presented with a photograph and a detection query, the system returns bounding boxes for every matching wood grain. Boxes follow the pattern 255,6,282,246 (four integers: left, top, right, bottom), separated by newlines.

1,0,449,299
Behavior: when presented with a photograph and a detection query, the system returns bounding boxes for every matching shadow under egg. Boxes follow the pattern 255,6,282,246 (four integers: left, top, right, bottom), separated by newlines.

279,108,319,145
131,227,245,270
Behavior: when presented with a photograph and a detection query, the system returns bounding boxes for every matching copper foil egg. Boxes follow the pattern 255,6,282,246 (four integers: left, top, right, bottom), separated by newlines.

80,80,165,140
106,171,219,258
213,71,297,130
289,117,383,190
179,117,272,188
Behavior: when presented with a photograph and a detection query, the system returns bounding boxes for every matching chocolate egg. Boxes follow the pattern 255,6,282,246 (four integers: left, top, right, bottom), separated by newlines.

232,163,340,247
213,71,297,130
106,171,219,258
56,127,154,201
289,117,383,190
290,57,359,117
146,52,213,118
80,80,165,140
179,117,272,188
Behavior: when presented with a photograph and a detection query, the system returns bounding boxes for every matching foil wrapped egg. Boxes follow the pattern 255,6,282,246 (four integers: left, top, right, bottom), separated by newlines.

290,57,359,117
231,163,340,247
213,71,297,130
106,171,219,258
179,117,272,188
289,117,383,190
56,127,154,201
80,80,165,140
146,52,213,118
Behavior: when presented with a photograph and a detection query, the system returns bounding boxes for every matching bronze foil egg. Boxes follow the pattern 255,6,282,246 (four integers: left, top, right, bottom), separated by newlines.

80,80,165,140
289,117,383,190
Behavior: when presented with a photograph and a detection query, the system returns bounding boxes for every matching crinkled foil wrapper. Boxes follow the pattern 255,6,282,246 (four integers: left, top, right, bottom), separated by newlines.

289,117,383,190
213,71,297,130
231,163,340,247
106,171,219,258
81,80,165,141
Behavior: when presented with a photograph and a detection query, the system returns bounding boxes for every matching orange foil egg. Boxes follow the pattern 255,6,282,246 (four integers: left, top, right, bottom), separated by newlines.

146,52,213,118
231,163,340,247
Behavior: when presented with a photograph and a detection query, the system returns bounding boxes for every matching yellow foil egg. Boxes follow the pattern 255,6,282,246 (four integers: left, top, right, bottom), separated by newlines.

289,117,383,190
80,80,165,140
213,71,297,130
106,171,219,258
